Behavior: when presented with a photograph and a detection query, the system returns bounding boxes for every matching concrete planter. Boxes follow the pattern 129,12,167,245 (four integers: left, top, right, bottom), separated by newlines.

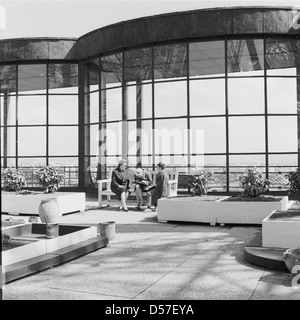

2,223,98,266
262,210,300,249
158,196,292,225
1,191,86,216
216,196,291,224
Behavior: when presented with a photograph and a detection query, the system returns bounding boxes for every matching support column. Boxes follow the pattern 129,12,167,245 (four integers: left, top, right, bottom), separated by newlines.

136,81,142,168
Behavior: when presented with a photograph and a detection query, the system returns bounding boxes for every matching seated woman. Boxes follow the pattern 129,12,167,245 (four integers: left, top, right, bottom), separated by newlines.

133,167,152,211
110,159,130,212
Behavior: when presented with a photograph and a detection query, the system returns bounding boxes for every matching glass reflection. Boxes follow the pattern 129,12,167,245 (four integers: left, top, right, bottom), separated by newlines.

124,48,152,83
189,40,225,78
154,43,187,80
18,64,47,93
227,39,264,76
190,79,225,115
101,53,123,88
127,84,152,119
48,64,78,93
0,65,16,93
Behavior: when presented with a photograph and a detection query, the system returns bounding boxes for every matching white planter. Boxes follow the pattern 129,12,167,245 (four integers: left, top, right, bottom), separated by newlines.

158,196,292,225
157,197,218,224
2,223,98,266
216,196,291,224
1,192,86,216
262,210,300,249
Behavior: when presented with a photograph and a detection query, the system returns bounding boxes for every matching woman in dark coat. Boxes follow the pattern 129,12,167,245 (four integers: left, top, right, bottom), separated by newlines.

110,159,130,212
152,162,169,210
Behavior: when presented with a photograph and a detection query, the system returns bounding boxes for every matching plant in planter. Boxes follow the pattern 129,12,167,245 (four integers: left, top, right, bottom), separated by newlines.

239,168,270,198
1,168,26,191
286,167,300,196
33,166,65,194
187,169,212,196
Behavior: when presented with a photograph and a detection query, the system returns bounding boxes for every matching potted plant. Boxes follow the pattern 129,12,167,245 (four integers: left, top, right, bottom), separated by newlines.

34,166,65,194
1,168,26,192
187,169,211,196
239,168,270,198
286,167,300,197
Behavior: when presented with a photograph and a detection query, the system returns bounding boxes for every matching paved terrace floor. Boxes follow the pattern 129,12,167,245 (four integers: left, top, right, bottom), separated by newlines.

2,195,300,300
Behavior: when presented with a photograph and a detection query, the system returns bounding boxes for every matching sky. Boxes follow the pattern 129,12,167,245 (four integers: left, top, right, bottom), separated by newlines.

1,0,300,40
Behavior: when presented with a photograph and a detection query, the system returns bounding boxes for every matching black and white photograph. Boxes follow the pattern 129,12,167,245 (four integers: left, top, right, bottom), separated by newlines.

1,0,300,305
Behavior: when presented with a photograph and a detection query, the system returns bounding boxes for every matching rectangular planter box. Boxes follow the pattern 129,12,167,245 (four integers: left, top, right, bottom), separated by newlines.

262,210,300,249
2,223,98,266
157,197,218,224
216,196,292,224
1,192,86,216
158,196,292,225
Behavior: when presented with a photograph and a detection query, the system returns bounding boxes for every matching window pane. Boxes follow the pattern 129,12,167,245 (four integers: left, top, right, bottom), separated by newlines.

101,53,123,88
127,84,152,119
18,158,46,166
268,116,298,152
267,78,297,114
0,65,16,94
190,79,225,115
102,88,122,122
49,95,78,124
190,117,226,153
49,157,79,187
227,39,264,76
228,78,265,114
189,40,225,78
85,124,99,156
269,154,298,166
128,120,153,156
48,64,78,94
229,117,265,152
266,38,300,76
1,157,16,168
105,122,122,156
18,95,46,125
1,126,16,156
18,127,46,156
84,59,99,93
90,91,99,123
18,64,47,93
0,95,16,126
124,47,152,83
155,81,187,117
154,155,188,167
229,155,266,191
49,126,78,156
154,43,187,80
155,119,188,155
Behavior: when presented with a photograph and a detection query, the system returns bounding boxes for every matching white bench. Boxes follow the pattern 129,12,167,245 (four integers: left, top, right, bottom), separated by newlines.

97,170,178,208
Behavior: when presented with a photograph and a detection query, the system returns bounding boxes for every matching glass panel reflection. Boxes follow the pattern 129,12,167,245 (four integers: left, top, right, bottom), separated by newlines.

266,38,300,75
0,95,16,126
102,88,122,122
127,84,152,119
189,40,225,78
49,126,78,156
84,59,100,93
268,116,298,152
227,39,264,76
267,78,297,114
18,127,46,156
154,43,187,80
124,47,152,83
48,64,78,93
229,116,265,152
101,53,123,88
18,95,46,125
49,95,78,124
190,117,226,153
154,81,187,117
190,79,225,115
0,65,16,93
18,64,47,93
228,78,264,114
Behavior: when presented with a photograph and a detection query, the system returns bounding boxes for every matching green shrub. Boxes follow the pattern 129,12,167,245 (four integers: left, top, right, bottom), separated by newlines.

1,168,26,191
34,166,65,193
239,168,270,198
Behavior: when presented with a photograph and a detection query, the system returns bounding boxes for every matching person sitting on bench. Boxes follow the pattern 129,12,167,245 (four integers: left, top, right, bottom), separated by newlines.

133,167,152,212
110,159,130,212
